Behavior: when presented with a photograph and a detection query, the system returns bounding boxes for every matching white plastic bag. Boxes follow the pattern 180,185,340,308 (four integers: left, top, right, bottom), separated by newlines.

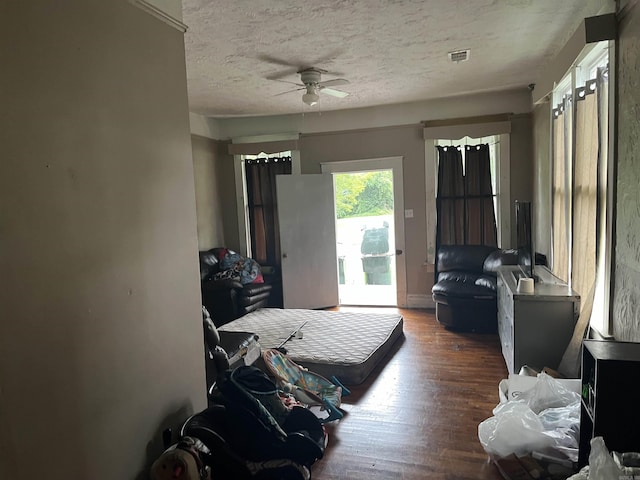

589,437,623,480
478,402,555,458
498,372,581,404
478,372,581,461
567,437,640,480
507,372,580,414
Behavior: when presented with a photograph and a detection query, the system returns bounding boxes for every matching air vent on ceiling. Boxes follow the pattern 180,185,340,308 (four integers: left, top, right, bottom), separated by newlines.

448,49,470,63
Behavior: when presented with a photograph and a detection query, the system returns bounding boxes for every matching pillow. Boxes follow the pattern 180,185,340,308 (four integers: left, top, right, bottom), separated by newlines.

252,272,264,284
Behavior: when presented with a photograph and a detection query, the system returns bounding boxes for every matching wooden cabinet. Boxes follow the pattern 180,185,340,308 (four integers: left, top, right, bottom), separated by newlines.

496,266,580,374
579,340,640,467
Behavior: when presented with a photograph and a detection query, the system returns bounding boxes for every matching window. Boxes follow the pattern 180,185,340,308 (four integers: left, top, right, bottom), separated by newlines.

435,136,501,247
550,40,611,336
424,121,512,264
551,77,572,282
229,135,300,258
241,152,292,266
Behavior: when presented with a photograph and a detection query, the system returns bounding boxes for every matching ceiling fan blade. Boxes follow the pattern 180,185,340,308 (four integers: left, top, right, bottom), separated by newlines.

266,70,300,81
274,87,305,97
258,54,302,68
259,55,313,81
271,78,305,87
320,87,349,98
318,78,349,88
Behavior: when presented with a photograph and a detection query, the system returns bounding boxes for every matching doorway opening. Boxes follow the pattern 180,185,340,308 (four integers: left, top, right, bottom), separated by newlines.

333,170,396,306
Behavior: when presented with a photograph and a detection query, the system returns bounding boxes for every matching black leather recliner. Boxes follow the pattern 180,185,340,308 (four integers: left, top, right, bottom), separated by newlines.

431,245,519,332
199,248,272,327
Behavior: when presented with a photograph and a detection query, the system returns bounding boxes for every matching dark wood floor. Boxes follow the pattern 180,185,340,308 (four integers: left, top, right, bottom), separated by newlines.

313,307,508,480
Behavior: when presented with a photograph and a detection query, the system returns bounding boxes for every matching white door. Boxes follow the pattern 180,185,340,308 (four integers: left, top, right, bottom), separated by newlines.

276,174,339,309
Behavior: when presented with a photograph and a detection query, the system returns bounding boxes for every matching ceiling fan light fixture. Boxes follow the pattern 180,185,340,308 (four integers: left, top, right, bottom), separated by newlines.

302,92,319,106
302,85,319,106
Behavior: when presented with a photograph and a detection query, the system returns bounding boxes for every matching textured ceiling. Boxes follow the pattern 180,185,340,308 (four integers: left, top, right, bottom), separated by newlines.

182,0,597,118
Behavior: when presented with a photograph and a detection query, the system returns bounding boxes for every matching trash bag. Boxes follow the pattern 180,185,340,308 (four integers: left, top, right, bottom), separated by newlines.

511,372,579,414
567,437,640,480
588,437,624,480
360,226,389,255
478,372,581,462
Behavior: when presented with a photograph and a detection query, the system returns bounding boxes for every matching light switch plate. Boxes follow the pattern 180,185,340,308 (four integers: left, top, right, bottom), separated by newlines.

404,209,414,218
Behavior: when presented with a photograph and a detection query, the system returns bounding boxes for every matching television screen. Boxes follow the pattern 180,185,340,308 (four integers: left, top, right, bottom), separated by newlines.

515,200,534,280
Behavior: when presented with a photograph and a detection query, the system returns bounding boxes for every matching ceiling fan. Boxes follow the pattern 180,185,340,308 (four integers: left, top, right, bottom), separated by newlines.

275,68,350,106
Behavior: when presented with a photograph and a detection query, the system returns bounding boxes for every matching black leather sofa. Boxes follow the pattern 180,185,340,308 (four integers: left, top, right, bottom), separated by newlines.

431,245,519,332
199,248,272,327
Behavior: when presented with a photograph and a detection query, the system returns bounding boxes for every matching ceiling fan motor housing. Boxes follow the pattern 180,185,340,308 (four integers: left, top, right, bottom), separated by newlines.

300,68,322,86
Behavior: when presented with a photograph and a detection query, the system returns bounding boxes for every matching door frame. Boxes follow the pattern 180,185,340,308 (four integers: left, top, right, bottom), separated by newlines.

320,156,407,307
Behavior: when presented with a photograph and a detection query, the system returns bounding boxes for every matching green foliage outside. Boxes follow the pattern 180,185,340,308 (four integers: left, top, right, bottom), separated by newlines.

335,170,393,219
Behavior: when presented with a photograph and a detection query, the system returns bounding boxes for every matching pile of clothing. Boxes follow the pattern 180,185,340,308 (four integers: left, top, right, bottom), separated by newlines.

207,248,264,285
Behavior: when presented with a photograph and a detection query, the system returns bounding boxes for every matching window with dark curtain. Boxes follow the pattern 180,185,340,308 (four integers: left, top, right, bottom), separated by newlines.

244,156,292,267
465,144,498,246
436,144,497,248
436,146,465,246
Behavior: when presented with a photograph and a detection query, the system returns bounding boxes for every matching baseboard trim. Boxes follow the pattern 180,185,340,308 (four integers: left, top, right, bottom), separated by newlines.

406,294,435,309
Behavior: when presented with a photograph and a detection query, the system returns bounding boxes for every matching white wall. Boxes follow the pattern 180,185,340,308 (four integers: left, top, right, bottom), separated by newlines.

0,2,206,479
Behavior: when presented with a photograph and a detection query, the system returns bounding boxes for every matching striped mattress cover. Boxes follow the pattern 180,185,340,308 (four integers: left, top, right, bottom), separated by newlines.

218,308,403,385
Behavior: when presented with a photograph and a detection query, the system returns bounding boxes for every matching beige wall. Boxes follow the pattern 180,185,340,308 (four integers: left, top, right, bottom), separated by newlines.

192,135,229,249
215,89,533,138
612,1,640,340
509,114,535,247
0,2,206,479
216,144,242,251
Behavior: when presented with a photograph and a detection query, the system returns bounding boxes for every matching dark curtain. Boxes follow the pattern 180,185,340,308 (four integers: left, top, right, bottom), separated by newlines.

436,146,465,246
245,156,292,267
464,144,497,246
436,144,497,248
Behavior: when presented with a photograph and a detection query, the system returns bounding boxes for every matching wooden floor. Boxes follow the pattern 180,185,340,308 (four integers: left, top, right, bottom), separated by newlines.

312,307,508,480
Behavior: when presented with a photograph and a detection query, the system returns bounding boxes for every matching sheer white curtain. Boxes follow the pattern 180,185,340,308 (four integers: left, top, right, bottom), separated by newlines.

552,98,570,282
571,80,599,302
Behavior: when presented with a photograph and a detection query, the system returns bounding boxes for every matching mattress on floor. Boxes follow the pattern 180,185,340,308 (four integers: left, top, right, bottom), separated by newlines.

218,308,403,385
